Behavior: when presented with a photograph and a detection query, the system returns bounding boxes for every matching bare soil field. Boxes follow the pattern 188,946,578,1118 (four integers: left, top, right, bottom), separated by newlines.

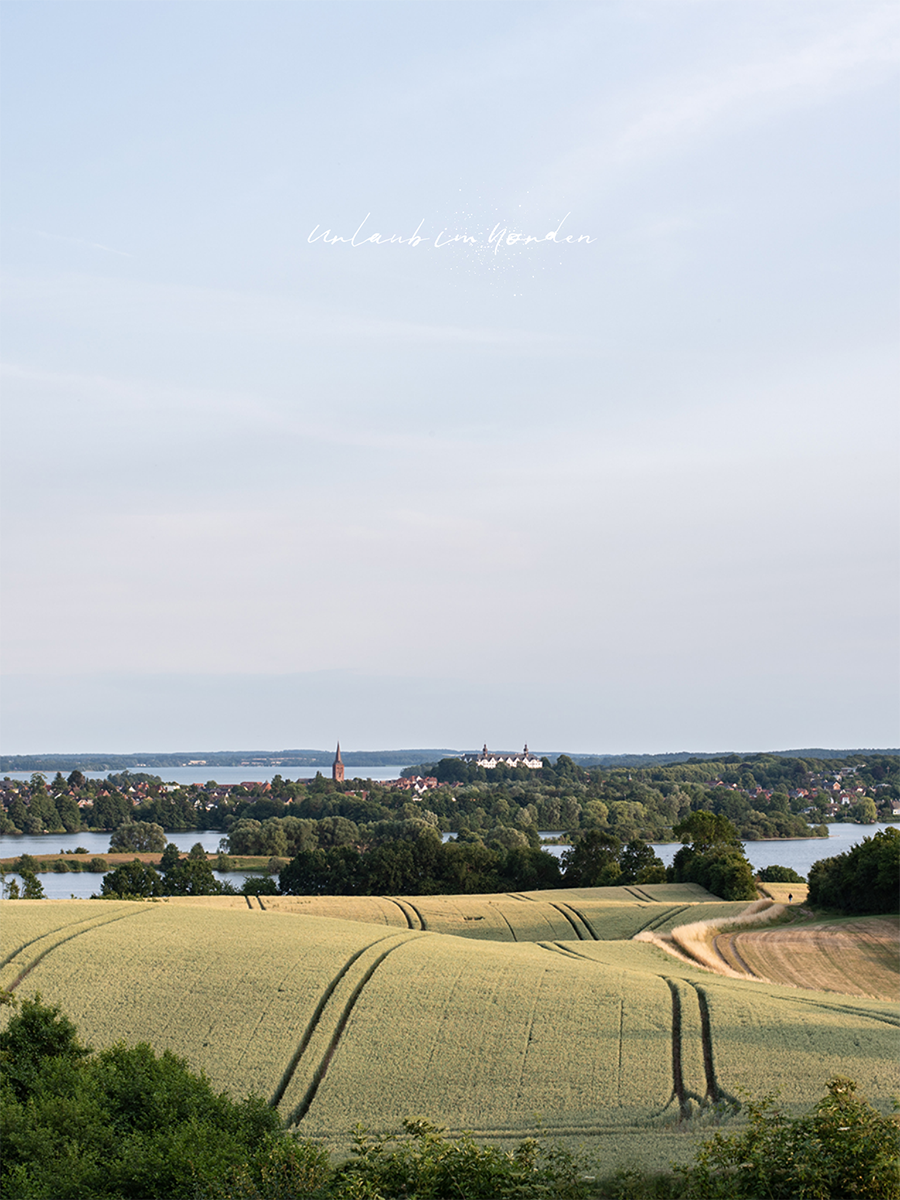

715,914,900,1001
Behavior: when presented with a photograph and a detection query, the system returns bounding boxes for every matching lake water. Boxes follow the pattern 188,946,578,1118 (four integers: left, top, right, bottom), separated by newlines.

2,823,892,900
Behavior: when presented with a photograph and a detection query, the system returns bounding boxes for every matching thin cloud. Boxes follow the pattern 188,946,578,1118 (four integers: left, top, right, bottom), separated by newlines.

530,4,900,206
34,229,134,258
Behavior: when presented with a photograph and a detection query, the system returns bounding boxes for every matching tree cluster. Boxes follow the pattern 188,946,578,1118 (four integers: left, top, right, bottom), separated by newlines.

806,828,900,914
97,844,232,899
279,826,563,896
669,813,758,901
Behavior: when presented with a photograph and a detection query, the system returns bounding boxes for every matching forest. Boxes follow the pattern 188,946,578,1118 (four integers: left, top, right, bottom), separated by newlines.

1,753,895,843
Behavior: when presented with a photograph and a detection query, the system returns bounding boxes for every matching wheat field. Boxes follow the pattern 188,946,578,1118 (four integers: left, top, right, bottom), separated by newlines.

1,887,897,1170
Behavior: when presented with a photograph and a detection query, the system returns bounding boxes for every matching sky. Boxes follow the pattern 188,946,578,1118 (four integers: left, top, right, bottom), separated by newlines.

1,0,898,756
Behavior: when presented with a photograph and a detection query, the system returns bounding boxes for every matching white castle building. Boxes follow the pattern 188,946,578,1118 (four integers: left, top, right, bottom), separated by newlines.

462,744,543,770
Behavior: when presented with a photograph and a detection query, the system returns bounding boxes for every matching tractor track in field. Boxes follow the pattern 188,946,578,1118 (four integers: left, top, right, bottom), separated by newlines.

525,944,733,1124
286,934,420,1126
489,905,518,941
271,931,421,1124
384,898,421,929
775,993,900,1027
560,903,599,940
660,977,738,1118
624,886,657,902
547,902,587,939
632,905,691,937
1,908,149,992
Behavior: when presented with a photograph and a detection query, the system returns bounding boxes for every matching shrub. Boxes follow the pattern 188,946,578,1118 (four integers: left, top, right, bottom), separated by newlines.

89,857,109,873
678,1077,900,1199
758,864,805,883
334,1119,593,1200
0,996,290,1200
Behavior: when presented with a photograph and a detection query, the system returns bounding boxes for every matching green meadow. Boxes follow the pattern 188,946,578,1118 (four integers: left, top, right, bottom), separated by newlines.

1,886,897,1172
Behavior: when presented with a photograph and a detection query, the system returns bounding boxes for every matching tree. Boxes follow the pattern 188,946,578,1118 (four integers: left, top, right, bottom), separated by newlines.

109,820,167,854
758,864,805,883
671,812,756,901
98,859,164,898
807,828,899,914
159,842,181,871
162,856,225,896
619,839,667,884
561,830,622,887
20,871,45,900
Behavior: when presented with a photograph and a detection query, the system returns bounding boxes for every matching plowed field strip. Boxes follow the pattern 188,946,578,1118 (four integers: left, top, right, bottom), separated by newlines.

2,908,148,991
288,936,418,1125
713,934,760,978
270,932,412,1109
731,921,899,1000
723,937,757,978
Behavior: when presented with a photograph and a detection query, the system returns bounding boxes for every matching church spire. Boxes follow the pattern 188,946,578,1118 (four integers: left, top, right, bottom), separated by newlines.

332,742,345,783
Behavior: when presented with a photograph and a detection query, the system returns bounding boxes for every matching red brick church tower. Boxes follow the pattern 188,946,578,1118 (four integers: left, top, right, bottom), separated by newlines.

332,742,345,782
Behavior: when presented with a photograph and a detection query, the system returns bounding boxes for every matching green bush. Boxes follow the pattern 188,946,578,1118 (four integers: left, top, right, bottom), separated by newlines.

678,1077,899,1199
758,864,805,883
1,996,288,1200
333,1119,593,1200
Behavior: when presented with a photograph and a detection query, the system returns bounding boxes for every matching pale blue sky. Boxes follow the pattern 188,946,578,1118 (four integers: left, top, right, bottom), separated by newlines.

2,0,897,754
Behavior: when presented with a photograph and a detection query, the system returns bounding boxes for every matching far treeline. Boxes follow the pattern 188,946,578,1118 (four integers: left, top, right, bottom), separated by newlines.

2,754,897,847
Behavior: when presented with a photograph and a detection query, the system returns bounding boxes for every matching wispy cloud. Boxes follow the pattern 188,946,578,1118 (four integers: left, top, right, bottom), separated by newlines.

530,4,900,206
34,229,134,258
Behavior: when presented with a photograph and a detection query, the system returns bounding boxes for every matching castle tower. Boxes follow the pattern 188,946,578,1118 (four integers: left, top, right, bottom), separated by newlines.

332,742,345,783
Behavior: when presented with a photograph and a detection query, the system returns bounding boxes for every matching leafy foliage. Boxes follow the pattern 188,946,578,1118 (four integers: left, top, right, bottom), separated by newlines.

758,864,805,883
109,820,167,853
807,828,900,914
678,1077,900,1199
670,814,757,901
1,995,286,1200
334,1119,593,1199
